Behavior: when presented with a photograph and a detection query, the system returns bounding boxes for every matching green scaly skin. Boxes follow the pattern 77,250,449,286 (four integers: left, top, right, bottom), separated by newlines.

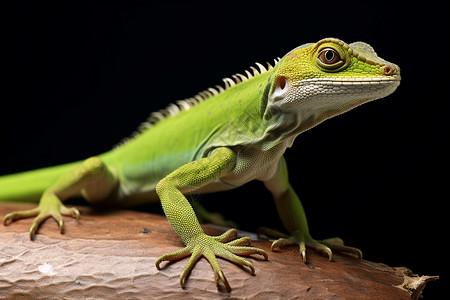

0,38,400,291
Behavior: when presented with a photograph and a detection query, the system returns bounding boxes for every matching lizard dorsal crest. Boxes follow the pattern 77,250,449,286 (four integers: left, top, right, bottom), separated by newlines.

115,58,280,148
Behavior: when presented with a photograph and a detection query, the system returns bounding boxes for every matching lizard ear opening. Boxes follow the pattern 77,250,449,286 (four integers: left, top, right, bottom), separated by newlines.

278,76,287,90
271,76,289,103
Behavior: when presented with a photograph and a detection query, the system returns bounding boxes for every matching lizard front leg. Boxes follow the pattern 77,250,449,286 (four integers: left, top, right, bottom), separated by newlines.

3,157,118,239
262,156,362,262
155,147,267,291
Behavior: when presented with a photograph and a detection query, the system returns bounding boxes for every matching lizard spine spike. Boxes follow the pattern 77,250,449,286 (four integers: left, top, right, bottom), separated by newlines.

250,66,260,76
215,85,225,93
208,87,219,96
245,70,254,79
222,77,236,89
235,73,248,82
255,62,267,73
232,74,242,84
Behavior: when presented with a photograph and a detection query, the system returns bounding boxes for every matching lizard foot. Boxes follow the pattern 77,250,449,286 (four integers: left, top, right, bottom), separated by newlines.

3,192,79,240
258,227,362,263
156,228,268,291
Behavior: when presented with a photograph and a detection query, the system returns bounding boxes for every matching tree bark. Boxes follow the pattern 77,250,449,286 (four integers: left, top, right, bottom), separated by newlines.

0,203,438,299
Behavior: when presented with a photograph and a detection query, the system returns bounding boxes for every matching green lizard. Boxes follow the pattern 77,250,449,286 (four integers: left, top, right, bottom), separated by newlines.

0,38,400,291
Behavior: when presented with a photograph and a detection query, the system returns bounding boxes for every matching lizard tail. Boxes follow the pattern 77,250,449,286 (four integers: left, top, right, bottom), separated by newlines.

0,161,80,203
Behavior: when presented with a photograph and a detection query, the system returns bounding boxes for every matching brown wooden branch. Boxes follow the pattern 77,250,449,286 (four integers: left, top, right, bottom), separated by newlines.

0,203,438,299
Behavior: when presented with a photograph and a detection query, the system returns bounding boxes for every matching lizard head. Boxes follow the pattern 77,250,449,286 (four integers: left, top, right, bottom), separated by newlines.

266,38,400,130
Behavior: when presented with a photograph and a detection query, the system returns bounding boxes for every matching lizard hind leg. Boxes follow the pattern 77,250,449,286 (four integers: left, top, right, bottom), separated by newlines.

79,157,119,203
3,156,118,239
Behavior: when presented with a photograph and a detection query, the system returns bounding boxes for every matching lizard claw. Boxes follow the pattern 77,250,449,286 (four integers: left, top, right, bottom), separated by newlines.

271,236,333,262
216,269,231,292
320,237,363,259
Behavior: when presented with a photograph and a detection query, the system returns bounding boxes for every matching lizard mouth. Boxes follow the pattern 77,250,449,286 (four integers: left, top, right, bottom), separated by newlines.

269,75,401,109
270,74,402,115
291,75,401,101
298,75,401,86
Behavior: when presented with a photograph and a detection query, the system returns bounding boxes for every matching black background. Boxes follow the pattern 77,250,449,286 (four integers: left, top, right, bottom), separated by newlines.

1,1,448,298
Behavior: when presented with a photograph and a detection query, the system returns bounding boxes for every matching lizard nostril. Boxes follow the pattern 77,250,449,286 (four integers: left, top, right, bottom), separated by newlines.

382,66,394,75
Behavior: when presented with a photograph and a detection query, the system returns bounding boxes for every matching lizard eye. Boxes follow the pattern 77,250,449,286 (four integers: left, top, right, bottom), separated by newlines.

318,48,342,65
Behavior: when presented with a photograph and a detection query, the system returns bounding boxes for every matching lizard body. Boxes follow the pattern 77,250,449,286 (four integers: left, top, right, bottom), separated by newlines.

0,38,400,291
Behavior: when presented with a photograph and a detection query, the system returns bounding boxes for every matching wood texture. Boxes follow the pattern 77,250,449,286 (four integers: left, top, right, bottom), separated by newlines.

0,203,437,299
